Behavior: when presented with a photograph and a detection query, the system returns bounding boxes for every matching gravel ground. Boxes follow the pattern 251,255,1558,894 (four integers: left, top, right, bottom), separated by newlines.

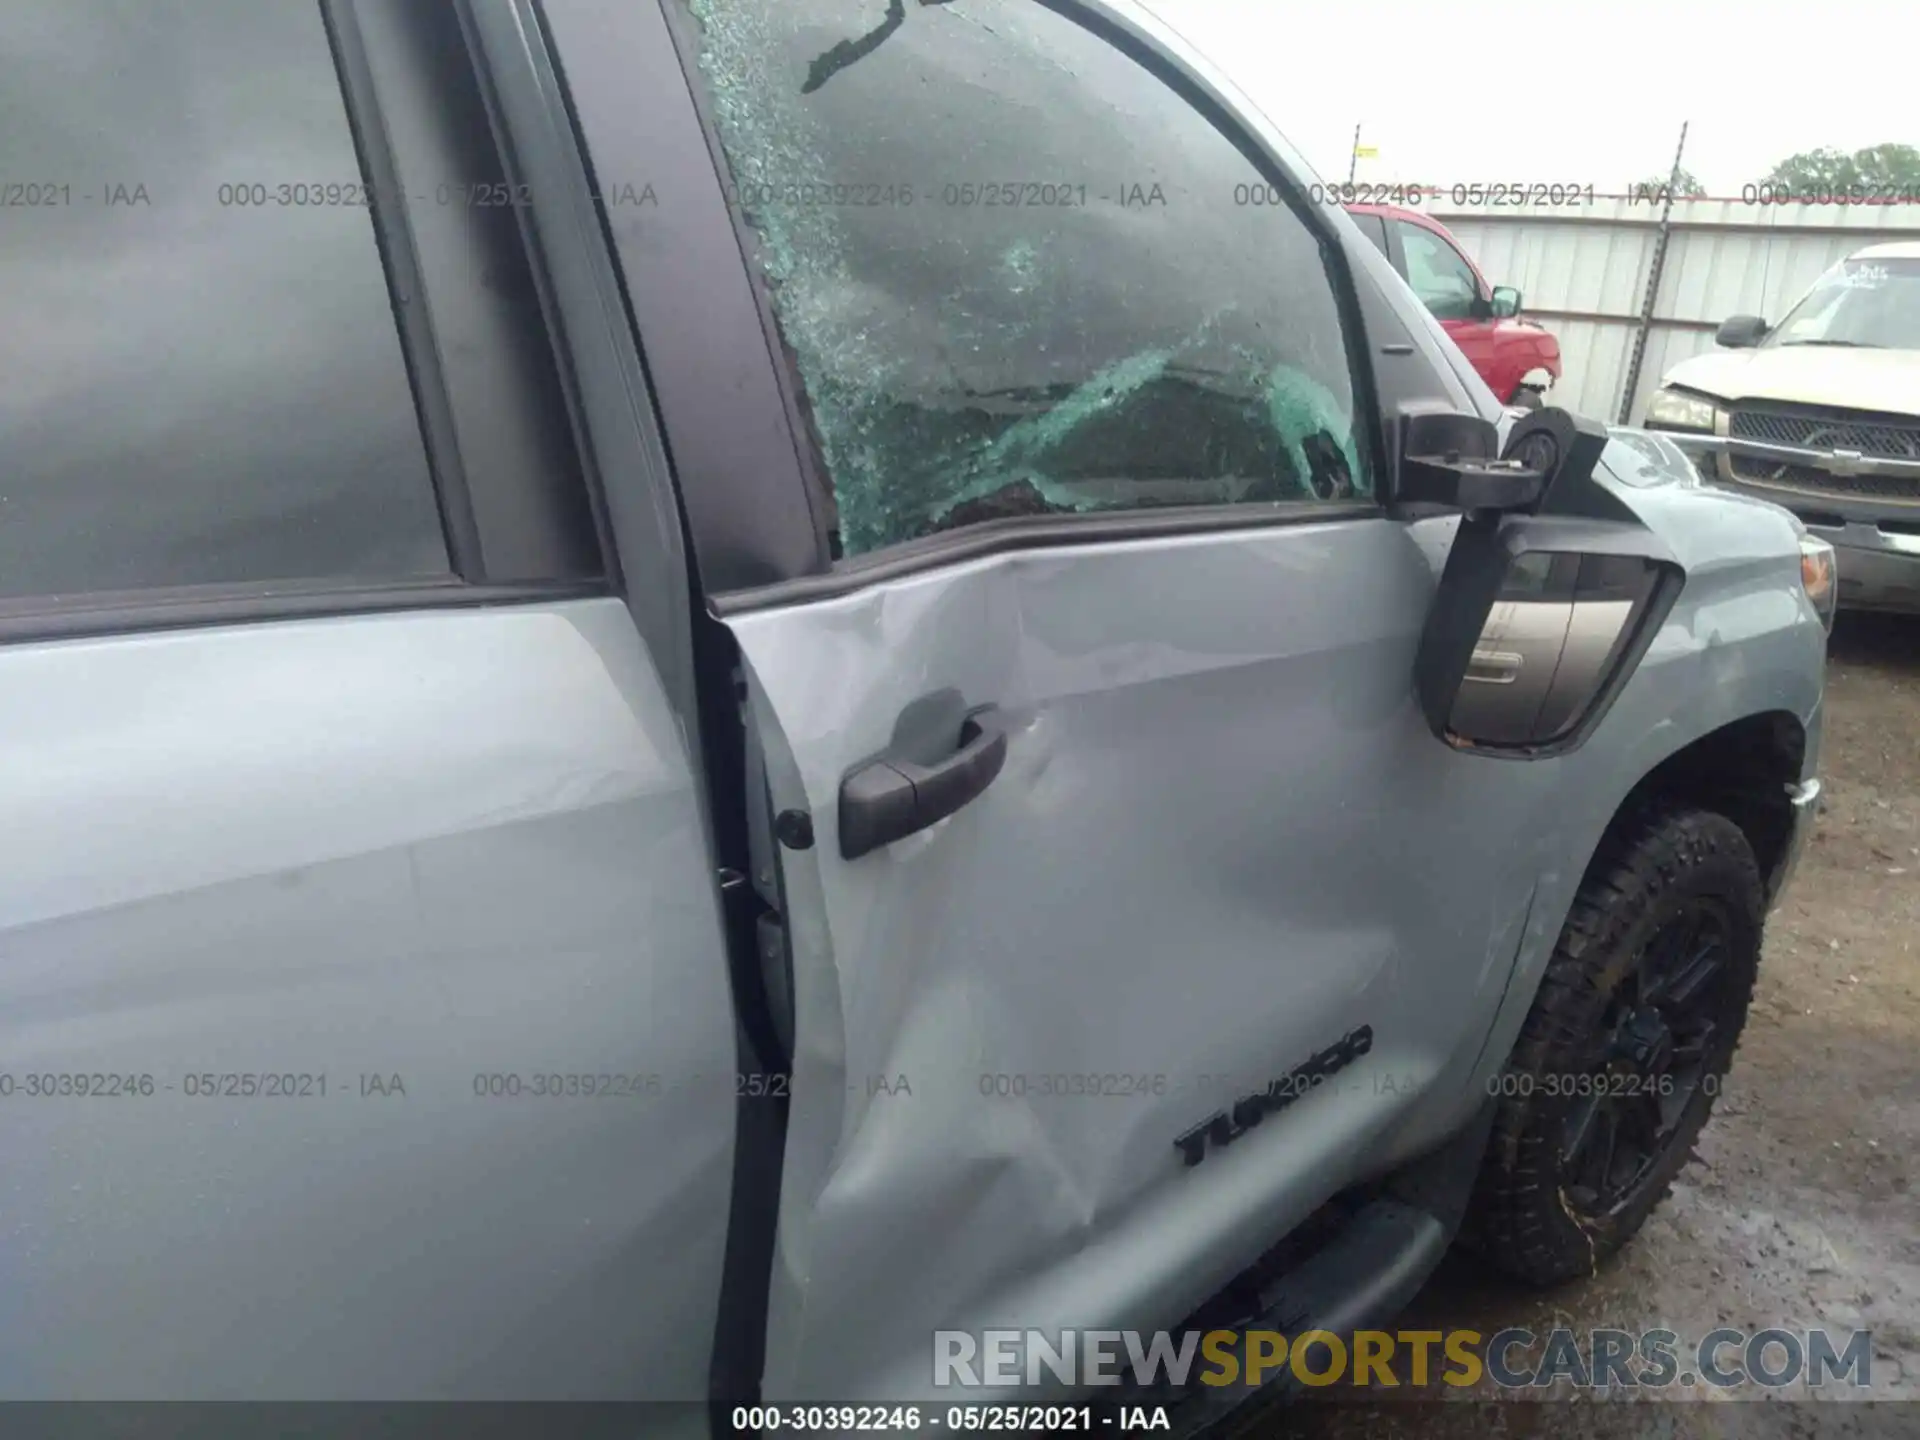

1249,613,1920,1440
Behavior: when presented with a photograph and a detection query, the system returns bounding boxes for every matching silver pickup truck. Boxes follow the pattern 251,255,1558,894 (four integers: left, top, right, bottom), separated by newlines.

0,1,1828,1435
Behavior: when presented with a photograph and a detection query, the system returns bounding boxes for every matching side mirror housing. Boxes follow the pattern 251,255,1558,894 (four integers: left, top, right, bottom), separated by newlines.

1715,314,1768,348
1416,518,1683,755
1490,285,1522,319
1411,407,1685,757
1395,407,1545,513
1395,405,1620,520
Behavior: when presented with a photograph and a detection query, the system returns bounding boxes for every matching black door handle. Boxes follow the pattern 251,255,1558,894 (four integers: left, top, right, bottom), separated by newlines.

838,707,1009,860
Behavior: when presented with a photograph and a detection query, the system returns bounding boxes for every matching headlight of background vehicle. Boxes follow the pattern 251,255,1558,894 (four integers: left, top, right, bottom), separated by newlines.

1800,534,1837,630
1644,387,1724,433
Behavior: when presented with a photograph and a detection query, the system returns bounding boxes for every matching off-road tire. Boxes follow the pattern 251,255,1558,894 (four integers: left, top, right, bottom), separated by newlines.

1464,805,1764,1286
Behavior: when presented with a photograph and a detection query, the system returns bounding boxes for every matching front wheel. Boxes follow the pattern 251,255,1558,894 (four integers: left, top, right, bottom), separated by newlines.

1464,805,1763,1286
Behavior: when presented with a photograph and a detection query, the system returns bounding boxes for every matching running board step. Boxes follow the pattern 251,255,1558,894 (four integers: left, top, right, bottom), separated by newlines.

1157,1199,1448,1436
1127,1099,1496,1437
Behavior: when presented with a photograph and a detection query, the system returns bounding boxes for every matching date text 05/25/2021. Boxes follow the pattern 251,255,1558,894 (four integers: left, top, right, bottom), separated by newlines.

730,1404,1170,1433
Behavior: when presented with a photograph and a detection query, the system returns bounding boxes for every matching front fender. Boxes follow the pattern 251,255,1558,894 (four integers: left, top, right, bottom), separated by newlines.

1459,446,1824,1109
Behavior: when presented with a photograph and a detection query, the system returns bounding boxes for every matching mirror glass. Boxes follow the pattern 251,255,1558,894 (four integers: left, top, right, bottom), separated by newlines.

1449,552,1657,746
1490,286,1522,319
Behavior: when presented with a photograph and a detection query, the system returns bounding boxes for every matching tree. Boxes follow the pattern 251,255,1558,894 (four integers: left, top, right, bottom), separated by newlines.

1633,167,1706,200
1761,144,1920,191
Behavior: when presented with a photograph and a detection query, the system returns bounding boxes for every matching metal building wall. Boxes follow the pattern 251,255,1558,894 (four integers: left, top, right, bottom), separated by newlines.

1418,197,1920,423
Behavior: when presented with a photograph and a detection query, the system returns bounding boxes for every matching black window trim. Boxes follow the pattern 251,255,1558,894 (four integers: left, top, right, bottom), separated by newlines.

0,0,614,645
636,0,1397,615
706,499,1382,616
0,578,608,645
536,0,827,601
449,0,626,599
656,0,843,565
322,0,486,578
344,0,608,585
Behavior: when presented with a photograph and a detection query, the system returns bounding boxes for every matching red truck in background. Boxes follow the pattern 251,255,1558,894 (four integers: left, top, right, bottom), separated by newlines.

1346,202,1562,408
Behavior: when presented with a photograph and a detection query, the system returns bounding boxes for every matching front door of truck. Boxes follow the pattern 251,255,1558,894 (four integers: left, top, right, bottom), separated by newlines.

632,0,1563,1404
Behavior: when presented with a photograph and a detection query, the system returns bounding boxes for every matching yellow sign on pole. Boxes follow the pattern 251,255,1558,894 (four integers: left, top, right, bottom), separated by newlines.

1353,145,1379,159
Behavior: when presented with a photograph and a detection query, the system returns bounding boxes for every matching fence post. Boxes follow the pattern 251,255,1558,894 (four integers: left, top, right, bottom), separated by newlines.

1617,121,1690,424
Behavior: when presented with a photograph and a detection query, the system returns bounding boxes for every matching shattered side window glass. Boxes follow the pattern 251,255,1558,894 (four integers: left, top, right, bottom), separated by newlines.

682,0,1372,558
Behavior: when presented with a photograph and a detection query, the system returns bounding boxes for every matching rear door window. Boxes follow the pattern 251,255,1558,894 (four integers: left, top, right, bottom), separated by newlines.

681,0,1375,558
0,0,450,598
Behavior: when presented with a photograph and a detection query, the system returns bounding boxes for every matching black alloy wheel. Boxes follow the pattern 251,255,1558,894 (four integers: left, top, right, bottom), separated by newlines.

1464,805,1764,1286
1559,896,1738,1221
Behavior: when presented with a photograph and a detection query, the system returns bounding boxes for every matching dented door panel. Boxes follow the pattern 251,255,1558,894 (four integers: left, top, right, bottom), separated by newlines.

727,524,1553,1401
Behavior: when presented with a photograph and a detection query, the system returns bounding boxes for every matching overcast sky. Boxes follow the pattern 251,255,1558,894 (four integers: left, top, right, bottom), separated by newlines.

1140,0,1917,194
